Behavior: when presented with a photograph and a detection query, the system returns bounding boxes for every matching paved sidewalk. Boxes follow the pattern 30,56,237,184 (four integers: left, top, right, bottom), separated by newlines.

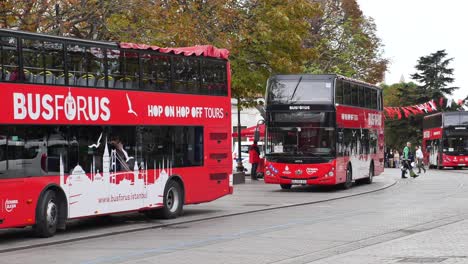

310,217,468,264
0,173,395,252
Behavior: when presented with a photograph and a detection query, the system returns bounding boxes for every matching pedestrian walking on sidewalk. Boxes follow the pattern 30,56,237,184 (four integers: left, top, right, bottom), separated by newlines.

394,150,400,168
415,146,426,174
249,141,260,181
401,142,418,178
388,149,395,168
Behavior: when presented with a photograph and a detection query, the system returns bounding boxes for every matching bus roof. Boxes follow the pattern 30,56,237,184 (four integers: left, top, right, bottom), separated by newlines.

0,28,229,59
424,111,468,119
268,74,381,89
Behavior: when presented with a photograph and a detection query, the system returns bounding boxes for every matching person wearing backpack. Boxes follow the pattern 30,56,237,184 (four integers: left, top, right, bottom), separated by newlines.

401,142,418,178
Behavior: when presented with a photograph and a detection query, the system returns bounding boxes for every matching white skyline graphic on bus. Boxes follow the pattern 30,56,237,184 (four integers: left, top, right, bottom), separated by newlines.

59,138,171,218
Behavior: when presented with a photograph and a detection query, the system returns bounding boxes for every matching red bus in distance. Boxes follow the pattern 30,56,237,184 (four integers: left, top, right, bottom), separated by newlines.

423,112,468,169
0,29,232,237
263,74,384,190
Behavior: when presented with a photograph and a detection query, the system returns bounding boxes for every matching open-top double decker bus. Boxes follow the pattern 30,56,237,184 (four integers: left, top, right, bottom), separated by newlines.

0,29,232,237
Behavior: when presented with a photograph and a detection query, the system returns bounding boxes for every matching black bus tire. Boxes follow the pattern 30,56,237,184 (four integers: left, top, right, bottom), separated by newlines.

163,180,184,219
340,164,353,190
280,184,292,190
33,190,59,238
363,163,374,184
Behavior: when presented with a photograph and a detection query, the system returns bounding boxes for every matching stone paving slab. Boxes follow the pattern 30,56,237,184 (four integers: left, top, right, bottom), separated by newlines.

308,218,468,264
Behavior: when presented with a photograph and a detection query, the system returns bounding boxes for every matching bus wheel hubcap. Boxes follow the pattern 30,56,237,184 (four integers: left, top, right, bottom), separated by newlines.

46,200,58,227
166,187,179,213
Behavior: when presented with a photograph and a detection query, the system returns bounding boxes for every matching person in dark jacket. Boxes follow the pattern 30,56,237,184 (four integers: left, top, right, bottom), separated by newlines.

249,141,260,181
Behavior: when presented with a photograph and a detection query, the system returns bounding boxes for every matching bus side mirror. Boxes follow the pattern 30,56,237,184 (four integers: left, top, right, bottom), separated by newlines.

254,120,264,142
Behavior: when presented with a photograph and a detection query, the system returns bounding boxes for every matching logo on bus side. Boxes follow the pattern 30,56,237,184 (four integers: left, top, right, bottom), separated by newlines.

368,113,382,126
5,199,18,213
341,114,358,121
423,131,430,139
13,90,111,122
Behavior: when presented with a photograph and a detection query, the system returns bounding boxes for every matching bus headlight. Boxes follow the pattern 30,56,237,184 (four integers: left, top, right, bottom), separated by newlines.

328,171,334,177
266,170,271,176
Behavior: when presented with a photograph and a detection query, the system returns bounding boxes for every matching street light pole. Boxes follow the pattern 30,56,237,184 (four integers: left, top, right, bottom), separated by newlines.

236,97,244,172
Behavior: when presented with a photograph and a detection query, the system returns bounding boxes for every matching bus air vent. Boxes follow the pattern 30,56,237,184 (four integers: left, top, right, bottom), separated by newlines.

210,133,228,140
210,173,228,180
209,153,228,160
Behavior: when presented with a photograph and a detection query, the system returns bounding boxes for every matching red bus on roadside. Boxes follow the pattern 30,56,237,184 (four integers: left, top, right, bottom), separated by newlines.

0,29,232,237
263,74,384,190
423,112,468,169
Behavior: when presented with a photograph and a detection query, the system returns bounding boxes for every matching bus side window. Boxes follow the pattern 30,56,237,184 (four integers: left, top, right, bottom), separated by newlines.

22,38,42,83
201,60,227,96
358,86,365,108
88,47,105,88
343,81,351,105
67,45,86,86
335,79,343,104
173,56,200,94
351,83,358,106
370,89,377,109
364,87,371,109
0,36,18,82
42,41,64,85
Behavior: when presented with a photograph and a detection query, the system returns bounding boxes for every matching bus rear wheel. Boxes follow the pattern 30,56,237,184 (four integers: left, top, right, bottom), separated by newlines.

33,190,59,238
280,184,292,190
145,180,184,219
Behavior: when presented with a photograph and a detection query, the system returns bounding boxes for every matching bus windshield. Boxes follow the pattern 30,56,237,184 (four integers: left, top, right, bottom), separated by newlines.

443,136,468,154
266,127,336,157
267,78,333,104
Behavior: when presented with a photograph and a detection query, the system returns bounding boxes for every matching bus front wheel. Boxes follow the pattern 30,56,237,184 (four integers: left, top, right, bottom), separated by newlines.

340,165,353,190
33,190,59,238
280,184,292,190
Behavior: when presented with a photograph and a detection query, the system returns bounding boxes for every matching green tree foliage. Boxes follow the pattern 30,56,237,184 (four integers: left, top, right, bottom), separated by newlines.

305,0,388,84
230,0,321,104
381,82,422,150
0,0,123,39
1,0,388,105
411,49,458,103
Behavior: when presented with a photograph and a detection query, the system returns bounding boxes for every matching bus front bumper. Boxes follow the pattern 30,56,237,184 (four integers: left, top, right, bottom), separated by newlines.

264,175,336,185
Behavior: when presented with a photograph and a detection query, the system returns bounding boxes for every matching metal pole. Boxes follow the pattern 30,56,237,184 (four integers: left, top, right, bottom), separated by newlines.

236,98,244,172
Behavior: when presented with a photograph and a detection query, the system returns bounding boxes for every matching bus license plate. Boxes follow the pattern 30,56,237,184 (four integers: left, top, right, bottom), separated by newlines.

292,180,306,184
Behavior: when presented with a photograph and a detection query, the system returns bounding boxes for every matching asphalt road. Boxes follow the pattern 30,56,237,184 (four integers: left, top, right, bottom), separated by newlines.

1,168,468,264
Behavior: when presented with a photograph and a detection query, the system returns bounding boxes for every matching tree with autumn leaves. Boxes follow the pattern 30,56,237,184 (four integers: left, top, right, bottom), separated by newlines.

0,0,387,105
383,49,460,149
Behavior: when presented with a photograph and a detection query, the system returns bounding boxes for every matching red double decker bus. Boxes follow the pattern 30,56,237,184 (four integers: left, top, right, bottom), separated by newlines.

0,29,232,237
263,74,384,189
423,112,468,169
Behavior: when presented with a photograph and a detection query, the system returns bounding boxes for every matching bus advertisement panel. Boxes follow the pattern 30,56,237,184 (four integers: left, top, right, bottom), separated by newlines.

0,29,232,237
263,74,384,190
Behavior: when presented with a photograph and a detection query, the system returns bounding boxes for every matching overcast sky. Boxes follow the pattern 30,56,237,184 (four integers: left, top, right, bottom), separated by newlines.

357,0,468,100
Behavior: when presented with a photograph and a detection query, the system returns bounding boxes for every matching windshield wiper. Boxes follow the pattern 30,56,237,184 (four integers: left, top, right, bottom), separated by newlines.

290,76,303,101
